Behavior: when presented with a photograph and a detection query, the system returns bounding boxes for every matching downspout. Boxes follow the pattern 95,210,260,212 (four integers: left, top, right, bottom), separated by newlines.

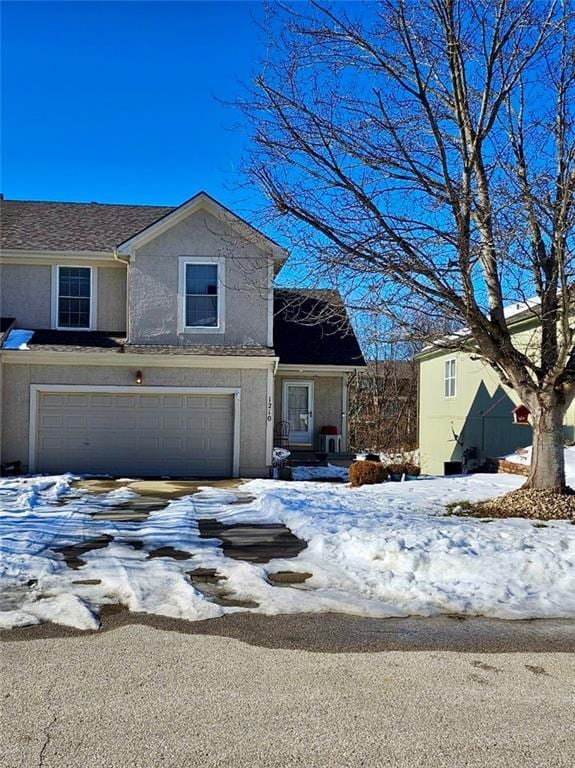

113,248,130,342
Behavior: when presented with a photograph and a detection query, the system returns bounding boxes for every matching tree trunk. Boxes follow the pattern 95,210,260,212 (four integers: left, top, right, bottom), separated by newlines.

524,399,567,491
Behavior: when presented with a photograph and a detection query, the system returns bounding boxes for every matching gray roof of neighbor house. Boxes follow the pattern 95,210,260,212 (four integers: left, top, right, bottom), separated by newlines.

274,289,365,367
0,199,175,252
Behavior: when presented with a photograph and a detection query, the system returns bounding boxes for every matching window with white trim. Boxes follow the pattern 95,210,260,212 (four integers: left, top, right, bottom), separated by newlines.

57,266,92,329
444,358,457,398
184,262,221,329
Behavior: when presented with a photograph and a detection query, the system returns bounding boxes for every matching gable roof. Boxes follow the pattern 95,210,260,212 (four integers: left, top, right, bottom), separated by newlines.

415,292,575,361
0,192,287,260
1,199,173,252
274,289,365,367
116,191,287,261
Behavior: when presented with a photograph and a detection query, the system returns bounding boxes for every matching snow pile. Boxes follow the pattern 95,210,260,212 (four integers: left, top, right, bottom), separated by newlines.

380,449,420,465
503,444,575,484
236,475,575,620
1,471,575,629
291,464,349,481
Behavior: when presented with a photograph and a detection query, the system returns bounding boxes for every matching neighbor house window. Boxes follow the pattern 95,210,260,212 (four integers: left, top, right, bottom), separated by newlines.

185,262,219,328
57,266,92,329
444,358,457,398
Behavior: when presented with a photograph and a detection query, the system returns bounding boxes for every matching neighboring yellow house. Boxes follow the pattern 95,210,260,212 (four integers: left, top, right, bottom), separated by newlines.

416,310,575,476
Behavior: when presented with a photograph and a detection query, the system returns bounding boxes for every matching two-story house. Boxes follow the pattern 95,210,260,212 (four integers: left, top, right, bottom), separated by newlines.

0,192,364,477
417,305,575,475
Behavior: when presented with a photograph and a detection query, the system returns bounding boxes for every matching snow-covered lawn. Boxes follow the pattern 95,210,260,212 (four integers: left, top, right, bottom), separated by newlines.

1,469,574,630
505,443,575,475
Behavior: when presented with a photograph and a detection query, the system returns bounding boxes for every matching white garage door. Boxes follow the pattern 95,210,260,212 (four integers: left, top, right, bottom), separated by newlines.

34,390,235,477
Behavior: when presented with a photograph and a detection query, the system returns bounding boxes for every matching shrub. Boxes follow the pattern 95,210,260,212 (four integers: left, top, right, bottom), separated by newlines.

386,463,406,476
349,460,387,487
385,462,421,477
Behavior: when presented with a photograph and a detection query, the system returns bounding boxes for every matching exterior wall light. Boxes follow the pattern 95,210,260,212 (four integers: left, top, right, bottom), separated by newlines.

135,370,143,385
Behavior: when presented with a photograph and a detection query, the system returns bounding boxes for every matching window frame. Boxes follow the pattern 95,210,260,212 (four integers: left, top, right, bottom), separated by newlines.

178,256,225,334
51,265,96,331
444,357,457,399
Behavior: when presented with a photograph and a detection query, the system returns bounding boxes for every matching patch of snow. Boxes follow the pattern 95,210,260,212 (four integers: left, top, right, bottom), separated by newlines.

356,450,420,465
420,297,540,354
291,464,349,481
2,329,34,350
503,297,540,319
0,593,100,631
503,445,575,484
1,470,575,629
379,449,420,465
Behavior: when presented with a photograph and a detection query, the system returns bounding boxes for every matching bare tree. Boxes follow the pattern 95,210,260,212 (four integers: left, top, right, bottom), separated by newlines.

241,0,575,491
349,358,418,454
348,311,449,453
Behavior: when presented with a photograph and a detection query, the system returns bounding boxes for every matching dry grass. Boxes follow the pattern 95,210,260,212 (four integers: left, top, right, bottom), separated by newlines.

448,487,575,521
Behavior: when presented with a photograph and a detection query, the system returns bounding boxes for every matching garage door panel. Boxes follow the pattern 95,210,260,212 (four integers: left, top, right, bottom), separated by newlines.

39,413,64,429
88,395,113,408
42,394,67,408
35,390,235,477
162,395,185,409
111,396,137,410
162,414,185,430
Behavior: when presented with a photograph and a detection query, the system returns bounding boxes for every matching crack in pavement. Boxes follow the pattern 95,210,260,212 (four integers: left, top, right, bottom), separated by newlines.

38,714,56,768
37,684,57,768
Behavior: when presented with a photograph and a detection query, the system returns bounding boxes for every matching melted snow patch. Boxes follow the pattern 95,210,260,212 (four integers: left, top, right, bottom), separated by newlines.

1,471,575,629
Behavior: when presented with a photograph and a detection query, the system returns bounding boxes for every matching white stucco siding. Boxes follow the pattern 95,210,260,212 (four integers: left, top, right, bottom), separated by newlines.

96,267,127,332
129,210,270,346
0,263,52,328
0,261,127,332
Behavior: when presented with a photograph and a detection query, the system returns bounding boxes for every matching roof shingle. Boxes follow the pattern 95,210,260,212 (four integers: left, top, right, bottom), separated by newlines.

0,199,174,252
8,330,275,356
274,289,365,367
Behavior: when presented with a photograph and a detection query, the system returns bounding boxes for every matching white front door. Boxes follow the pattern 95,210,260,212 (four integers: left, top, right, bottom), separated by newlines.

283,381,314,445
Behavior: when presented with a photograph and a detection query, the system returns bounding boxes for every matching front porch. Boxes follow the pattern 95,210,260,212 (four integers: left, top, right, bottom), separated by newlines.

287,449,355,468
273,370,350,456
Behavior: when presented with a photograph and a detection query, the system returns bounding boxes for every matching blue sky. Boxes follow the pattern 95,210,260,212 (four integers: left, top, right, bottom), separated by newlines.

1,1,266,212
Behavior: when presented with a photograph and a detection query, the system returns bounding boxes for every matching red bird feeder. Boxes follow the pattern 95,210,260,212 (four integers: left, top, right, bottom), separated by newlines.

512,404,530,425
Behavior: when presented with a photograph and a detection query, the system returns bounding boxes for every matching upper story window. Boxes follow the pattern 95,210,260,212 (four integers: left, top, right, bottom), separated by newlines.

54,266,94,329
179,257,225,334
444,358,457,398
186,264,218,327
